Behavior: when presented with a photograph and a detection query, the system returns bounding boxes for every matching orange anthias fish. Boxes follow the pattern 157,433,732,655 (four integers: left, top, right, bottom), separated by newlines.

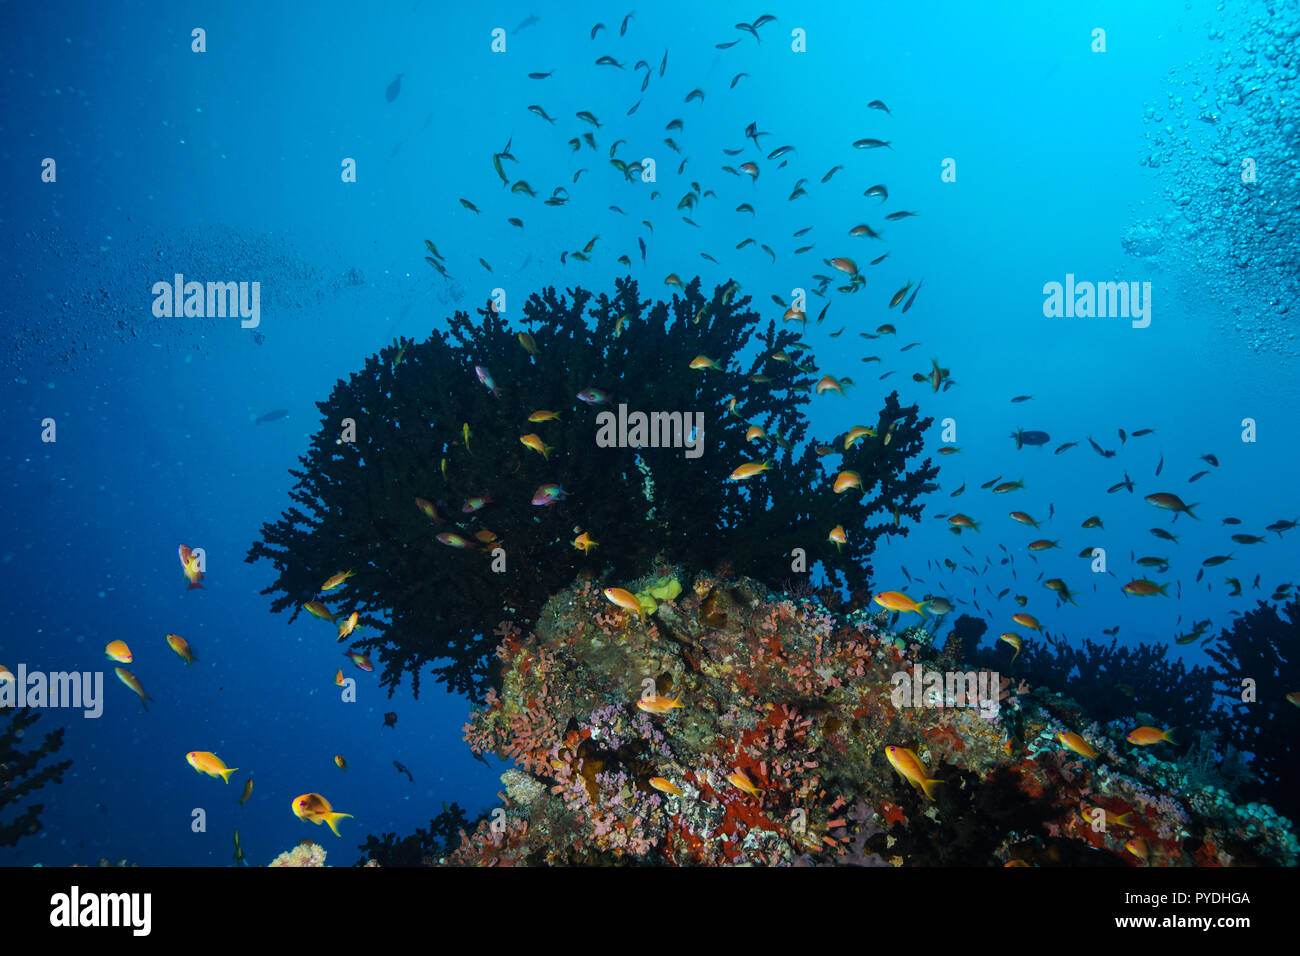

572,531,598,553
115,667,152,711
637,693,683,715
1000,632,1023,661
727,769,763,797
414,497,443,523
689,355,721,370
520,433,555,459
1123,579,1169,597
104,640,133,664
873,591,927,616
321,570,354,592
336,611,359,642
186,750,238,783
1126,725,1175,746
343,650,373,672
528,409,561,423
334,668,346,686
1124,837,1149,862
729,460,771,481
885,746,942,799
238,777,254,807
303,600,335,622
1012,613,1043,631
1057,731,1098,759
166,633,198,665
648,777,682,796
833,470,862,494
292,792,354,837
178,544,203,590
828,525,847,550
604,587,645,619
334,755,348,771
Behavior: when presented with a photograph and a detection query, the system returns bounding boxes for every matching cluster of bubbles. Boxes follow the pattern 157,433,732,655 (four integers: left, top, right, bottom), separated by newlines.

1124,0,1299,354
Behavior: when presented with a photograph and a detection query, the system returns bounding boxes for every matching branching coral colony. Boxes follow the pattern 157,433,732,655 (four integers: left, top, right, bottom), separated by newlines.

0,707,72,849
247,276,937,700
453,574,1297,867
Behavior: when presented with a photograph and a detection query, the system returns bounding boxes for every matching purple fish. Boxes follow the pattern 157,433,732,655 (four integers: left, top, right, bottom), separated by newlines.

531,484,568,506
577,388,611,404
475,365,501,397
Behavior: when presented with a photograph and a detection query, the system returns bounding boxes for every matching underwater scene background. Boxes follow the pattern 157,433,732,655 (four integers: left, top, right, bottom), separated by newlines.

1,0,1297,868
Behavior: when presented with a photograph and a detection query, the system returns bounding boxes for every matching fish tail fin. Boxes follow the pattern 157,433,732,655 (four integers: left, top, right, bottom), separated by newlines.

916,601,929,619
187,581,203,590
1158,583,1170,597
325,812,354,837
219,767,239,784
1163,727,1177,744
492,386,502,397
140,695,150,713
1185,503,1199,520
920,777,943,800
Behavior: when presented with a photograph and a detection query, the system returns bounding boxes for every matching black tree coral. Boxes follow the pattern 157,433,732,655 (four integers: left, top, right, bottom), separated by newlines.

247,276,937,700
0,707,72,849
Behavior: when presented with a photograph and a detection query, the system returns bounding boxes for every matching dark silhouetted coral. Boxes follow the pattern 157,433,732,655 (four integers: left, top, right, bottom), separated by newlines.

247,276,936,699
0,706,72,849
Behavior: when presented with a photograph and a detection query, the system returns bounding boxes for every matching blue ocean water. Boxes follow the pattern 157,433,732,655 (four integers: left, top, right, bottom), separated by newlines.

0,0,1295,866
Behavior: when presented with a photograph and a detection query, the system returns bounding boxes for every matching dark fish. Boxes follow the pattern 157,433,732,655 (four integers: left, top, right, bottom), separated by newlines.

868,99,890,114
885,211,919,221
1230,534,1265,544
1265,518,1298,537
1201,453,1219,467
383,711,398,728
853,138,892,150
1054,442,1077,454
1222,517,1241,525
620,12,633,35
1107,472,1134,494
595,56,625,69
393,760,413,783
870,254,889,266
254,409,289,424
1118,428,1127,444
731,73,748,88
627,98,642,116
981,476,1002,489
685,89,705,104
1087,436,1116,458
1155,454,1164,476
660,49,668,77
1188,470,1209,482
1202,554,1234,567
1150,528,1179,542
512,14,540,34
822,165,843,183
950,481,965,497
385,74,403,103
590,23,605,39
716,39,741,49
1011,429,1050,448
528,71,554,79
901,280,922,313
638,237,647,261
1011,395,1033,403
1131,428,1155,436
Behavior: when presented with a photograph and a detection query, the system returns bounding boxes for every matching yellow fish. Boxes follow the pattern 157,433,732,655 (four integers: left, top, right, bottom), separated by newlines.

1057,731,1097,758
321,570,354,591
637,693,683,715
1000,632,1023,661
104,640,132,663
689,355,721,370
573,531,598,553
873,591,927,616
303,601,334,622
833,470,862,494
728,461,770,481
166,633,198,665
1011,613,1042,631
187,750,238,784
528,410,561,423
463,422,471,452
648,777,682,796
334,755,348,771
336,611,359,641
727,769,763,797
885,745,942,799
828,525,847,550
519,433,554,459
115,667,152,711
843,425,874,448
292,792,353,837
1126,725,1175,746
604,587,645,620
